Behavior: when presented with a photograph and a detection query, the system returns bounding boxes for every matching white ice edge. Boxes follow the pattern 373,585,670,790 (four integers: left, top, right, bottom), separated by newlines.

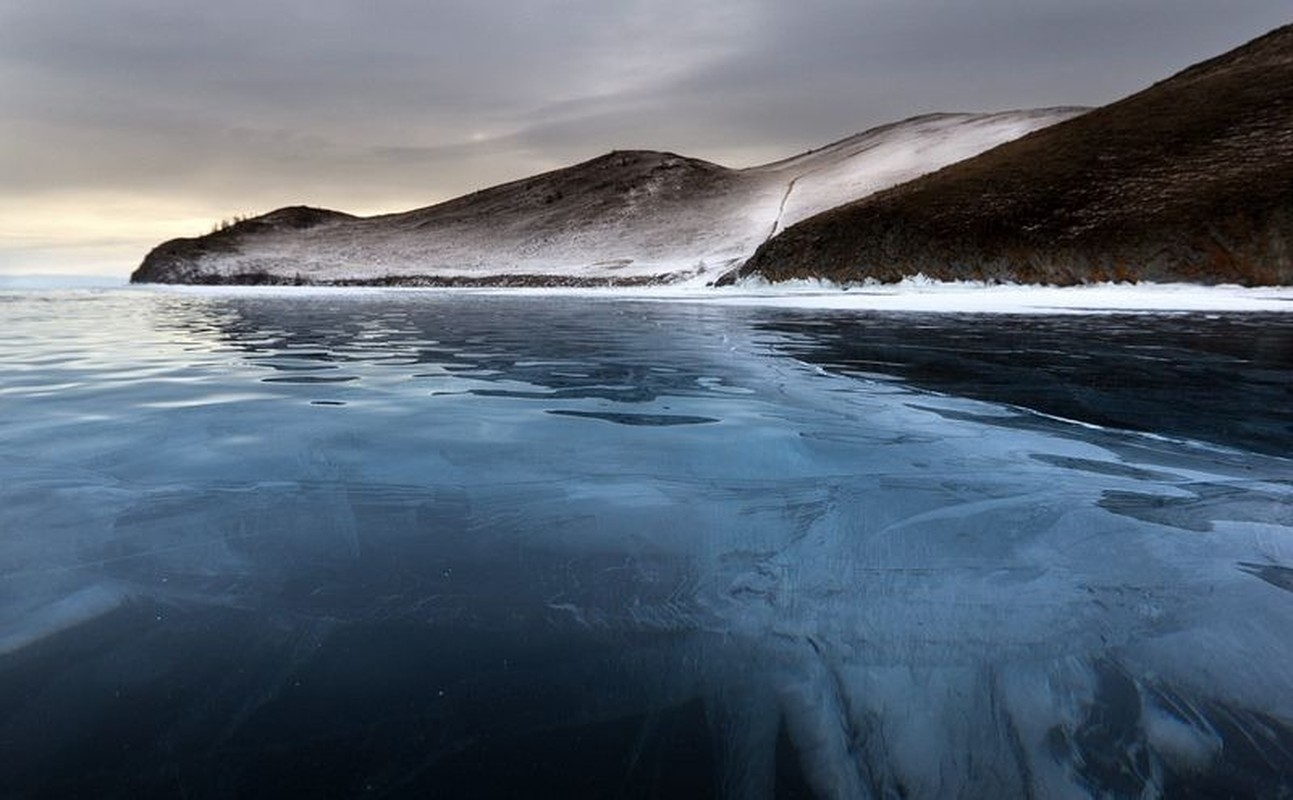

129,279,1293,314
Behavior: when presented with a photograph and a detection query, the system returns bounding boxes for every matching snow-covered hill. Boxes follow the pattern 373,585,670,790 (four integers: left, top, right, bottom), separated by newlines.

132,109,1082,287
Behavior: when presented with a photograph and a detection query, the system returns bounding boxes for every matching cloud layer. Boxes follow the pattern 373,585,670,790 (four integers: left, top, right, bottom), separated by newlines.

1,0,1288,275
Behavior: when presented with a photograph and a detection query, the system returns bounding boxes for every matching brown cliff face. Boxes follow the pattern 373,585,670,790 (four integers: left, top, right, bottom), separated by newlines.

740,25,1293,286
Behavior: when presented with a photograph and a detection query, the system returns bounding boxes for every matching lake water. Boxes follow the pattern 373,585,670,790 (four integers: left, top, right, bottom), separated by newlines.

2,287,1291,798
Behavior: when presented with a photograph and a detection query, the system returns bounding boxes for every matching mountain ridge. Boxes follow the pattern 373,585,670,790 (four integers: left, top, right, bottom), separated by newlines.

130,109,1082,286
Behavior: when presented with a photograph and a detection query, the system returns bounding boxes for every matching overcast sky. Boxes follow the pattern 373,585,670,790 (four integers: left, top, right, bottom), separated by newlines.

1,1,1288,276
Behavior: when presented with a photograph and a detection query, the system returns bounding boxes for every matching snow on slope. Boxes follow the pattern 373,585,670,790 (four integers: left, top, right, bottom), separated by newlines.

141,109,1082,286
751,110,1086,239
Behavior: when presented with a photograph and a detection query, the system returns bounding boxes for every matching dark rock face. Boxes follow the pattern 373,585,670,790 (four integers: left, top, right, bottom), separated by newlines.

740,25,1293,286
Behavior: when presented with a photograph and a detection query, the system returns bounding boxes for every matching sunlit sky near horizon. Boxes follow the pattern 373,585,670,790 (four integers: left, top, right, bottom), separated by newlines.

2,1,1289,278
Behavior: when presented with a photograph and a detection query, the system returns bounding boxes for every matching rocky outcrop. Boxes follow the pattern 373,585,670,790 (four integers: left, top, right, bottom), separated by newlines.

738,25,1293,286
131,206,358,284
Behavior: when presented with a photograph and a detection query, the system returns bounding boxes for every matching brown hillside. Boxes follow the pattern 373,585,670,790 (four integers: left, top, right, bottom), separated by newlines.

740,24,1293,286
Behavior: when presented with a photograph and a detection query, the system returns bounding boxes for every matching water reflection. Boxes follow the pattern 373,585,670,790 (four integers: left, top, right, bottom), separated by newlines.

2,290,1292,798
546,409,721,426
147,293,770,413
758,310,1293,456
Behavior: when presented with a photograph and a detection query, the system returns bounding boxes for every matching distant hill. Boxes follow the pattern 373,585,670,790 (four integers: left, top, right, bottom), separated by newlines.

738,25,1293,286
130,110,1080,286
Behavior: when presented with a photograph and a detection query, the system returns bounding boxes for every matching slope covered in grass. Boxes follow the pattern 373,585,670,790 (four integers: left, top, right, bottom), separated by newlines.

740,25,1293,286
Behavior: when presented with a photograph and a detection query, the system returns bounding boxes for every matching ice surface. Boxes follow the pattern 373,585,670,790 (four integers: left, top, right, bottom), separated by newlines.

1,289,1291,797
696,277,1293,312
147,278,1293,313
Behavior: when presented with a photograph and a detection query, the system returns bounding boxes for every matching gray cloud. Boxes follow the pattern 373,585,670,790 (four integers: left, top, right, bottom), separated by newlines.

0,0,1288,274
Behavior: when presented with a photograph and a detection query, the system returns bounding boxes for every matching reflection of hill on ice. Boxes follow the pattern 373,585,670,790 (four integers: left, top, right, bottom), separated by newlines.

1,293,1291,796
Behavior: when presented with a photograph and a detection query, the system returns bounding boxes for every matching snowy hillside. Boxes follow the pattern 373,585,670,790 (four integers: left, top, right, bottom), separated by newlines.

132,109,1082,287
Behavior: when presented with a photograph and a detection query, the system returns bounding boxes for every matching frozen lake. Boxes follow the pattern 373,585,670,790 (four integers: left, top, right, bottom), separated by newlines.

2,287,1291,798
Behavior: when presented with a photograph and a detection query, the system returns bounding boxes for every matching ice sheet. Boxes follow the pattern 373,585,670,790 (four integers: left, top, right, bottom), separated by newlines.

2,291,1290,797
143,278,1293,313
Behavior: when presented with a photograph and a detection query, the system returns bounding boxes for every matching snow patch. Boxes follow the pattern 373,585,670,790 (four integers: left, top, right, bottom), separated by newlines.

689,279,1293,313
141,280,1293,314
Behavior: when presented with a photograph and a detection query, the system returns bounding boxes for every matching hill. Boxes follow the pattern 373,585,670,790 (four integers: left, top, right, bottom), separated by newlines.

738,25,1293,286
130,110,1079,286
